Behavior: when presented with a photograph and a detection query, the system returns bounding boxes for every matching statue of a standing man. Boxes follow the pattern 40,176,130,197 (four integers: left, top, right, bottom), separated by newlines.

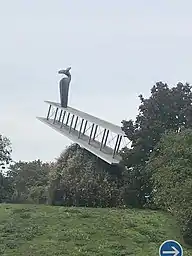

58,67,71,108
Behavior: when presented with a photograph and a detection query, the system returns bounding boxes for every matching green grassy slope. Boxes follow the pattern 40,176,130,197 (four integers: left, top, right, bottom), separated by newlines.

0,204,191,256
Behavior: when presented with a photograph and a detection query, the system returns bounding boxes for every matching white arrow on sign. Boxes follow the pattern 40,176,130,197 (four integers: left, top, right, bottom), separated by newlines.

163,246,179,256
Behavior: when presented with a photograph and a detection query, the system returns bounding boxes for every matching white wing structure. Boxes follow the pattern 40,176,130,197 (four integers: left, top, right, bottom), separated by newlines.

37,101,129,164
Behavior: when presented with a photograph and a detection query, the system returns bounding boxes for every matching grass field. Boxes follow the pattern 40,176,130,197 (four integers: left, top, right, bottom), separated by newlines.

0,204,191,256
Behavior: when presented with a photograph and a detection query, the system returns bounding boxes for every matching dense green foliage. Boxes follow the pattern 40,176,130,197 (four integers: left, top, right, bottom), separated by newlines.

2,145,124,208
121,82,192,206
0,204,191,256
0,134,12,169
7,160,50,204
0,135,13,202
48,144,124,207
146,129,192,245
0,173,13,203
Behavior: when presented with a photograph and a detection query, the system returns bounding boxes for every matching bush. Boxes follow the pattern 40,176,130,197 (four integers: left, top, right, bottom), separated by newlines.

48,144,124,207
28,185,48,204
146,129,192,245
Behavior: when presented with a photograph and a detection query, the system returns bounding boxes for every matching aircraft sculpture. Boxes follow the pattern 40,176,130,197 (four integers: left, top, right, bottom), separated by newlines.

37,67,129,164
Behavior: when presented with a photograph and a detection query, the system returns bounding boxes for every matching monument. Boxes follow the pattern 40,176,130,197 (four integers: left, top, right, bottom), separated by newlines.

58,67,71,108
37,67,128,164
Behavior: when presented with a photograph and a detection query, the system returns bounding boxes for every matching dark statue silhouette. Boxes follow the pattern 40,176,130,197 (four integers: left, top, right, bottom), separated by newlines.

58,67,71,108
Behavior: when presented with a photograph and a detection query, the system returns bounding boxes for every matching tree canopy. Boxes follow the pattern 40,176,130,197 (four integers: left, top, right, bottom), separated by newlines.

48,144,123,207
121,82,192,205
7,160,50,203
0,135,12,169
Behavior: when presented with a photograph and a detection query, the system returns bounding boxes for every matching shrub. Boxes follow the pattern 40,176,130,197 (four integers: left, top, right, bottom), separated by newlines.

48,144,124,207
146,129,192,245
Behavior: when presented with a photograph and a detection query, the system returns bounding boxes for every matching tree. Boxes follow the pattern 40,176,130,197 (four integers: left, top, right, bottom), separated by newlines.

0,173,13,203
121,82,192,206
146,129,192,245
0,134,12,202
48,144,123,207
0,135,12,169
8,160,50,203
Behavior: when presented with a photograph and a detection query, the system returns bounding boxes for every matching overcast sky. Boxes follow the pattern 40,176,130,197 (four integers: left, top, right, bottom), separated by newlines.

1,1,192,162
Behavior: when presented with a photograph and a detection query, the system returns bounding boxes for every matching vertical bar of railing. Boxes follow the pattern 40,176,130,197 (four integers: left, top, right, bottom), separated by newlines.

116,135,122,154
53,108,58,124
103,130,109,147
88,124,95,144
69,115,75,133
93,125,98,140
82,120,88,134
60,111,66,128
73,116,78,130
58,110,63,123
78,119,84,138
46,105,52,120
100,129,106,151
66,113,70,126
112,134,120,158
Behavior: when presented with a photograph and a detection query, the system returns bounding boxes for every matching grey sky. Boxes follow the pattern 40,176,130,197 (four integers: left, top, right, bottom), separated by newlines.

1,1,192,162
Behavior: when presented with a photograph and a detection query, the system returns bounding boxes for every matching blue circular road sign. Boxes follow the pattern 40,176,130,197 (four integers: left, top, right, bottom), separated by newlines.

159,240,183,256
